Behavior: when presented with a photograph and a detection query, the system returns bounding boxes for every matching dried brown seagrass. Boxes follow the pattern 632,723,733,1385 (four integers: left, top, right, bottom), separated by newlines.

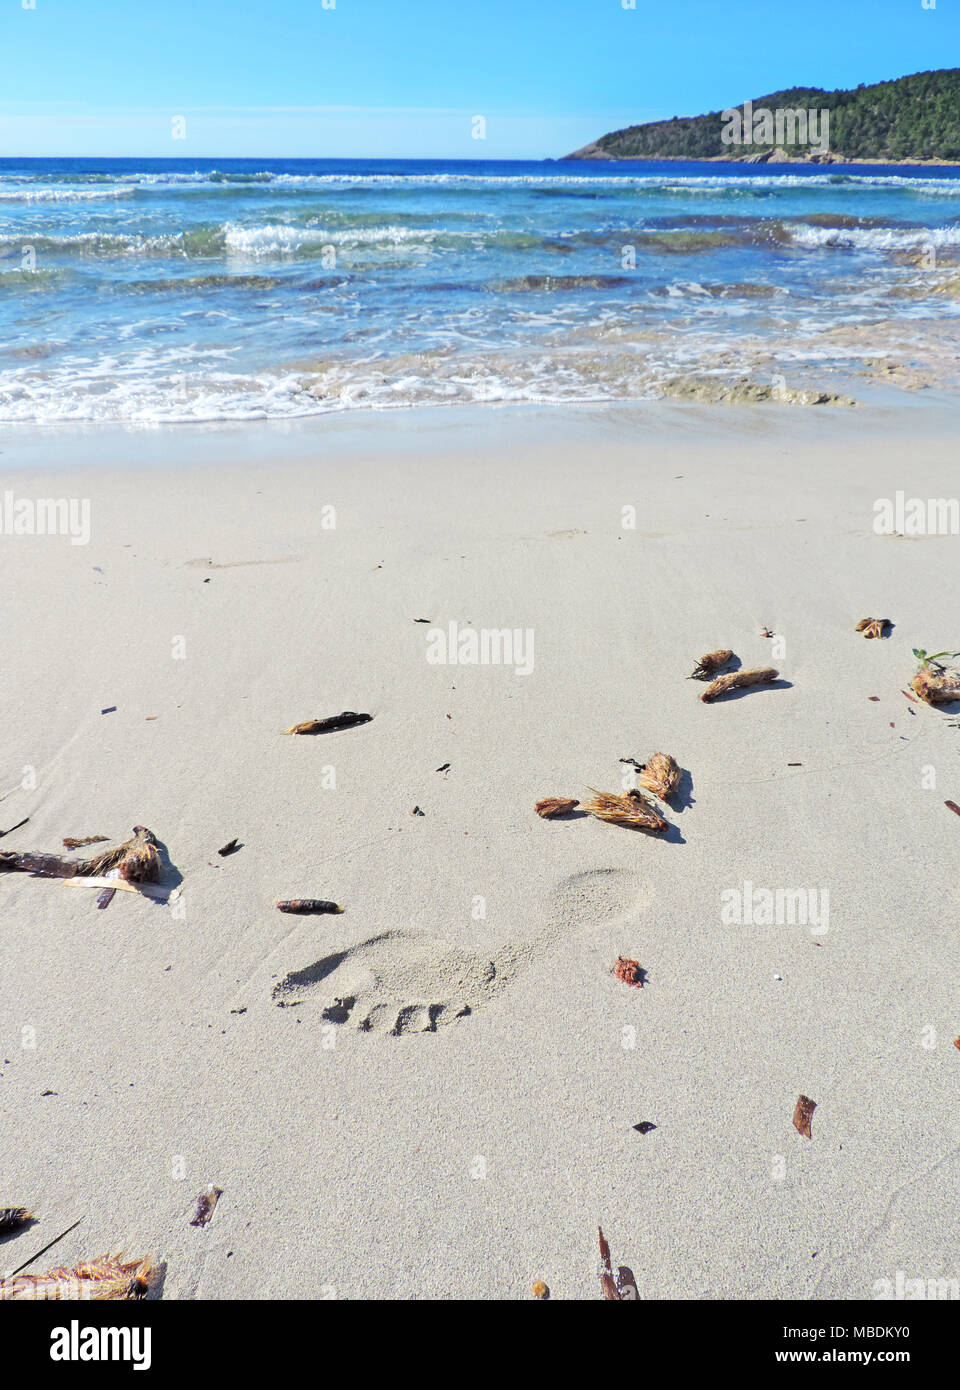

855,618,892,640
0,1252,155,1301
911,665,960,705
689,649,734,681
700,667,779,703
582,789,668,833
535,797,580,818
636,753,681,801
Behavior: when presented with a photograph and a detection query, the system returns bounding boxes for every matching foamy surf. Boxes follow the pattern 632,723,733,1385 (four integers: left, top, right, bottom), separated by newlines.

2,154,960,424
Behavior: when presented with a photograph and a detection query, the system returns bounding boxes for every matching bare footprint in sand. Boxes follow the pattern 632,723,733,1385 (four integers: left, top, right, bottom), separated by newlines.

273,870,646,1036
548,868,649,929
272,930,532,1035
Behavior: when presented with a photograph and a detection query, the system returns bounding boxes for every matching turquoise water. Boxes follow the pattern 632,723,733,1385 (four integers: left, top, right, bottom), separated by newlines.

1,156,959,423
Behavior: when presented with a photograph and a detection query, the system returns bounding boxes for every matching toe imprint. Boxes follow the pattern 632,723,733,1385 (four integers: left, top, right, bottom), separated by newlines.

272,930,526,1036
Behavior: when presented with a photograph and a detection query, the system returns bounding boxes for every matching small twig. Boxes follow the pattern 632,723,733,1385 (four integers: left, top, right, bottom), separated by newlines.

61,877,174,900
7,1216,83,1279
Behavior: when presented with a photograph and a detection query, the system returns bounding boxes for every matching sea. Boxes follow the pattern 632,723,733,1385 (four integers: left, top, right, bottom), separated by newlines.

1,156,959,425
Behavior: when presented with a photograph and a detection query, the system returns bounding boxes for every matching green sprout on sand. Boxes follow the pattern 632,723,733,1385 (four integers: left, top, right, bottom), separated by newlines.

913,648,960,671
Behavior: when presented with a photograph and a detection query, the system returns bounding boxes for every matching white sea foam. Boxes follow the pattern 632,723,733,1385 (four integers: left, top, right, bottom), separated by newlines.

6,169,960,194
0,184,136,202
223,221,447,256
786,222,960,249
3,160,960,425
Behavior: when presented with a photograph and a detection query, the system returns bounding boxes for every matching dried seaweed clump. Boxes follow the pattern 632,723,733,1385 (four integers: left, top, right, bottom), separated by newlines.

582,789,668,833
690,649,733,681
855,618,892,640
911,665,960,706
0,826,160,883
701,667,779,703
0,1252,155,1301
92,826,161,883
0,1207,33,1235
636,753,681,802
613,956,645,988
535,797,579,819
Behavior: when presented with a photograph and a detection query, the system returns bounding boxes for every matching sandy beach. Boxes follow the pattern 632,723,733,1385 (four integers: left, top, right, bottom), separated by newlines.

0,400,957,1301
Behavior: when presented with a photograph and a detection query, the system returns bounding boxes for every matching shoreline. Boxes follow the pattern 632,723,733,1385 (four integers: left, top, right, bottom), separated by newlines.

4,378,960,459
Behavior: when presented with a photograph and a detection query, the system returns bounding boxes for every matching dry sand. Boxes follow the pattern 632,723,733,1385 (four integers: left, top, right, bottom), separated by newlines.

1,401,958,1300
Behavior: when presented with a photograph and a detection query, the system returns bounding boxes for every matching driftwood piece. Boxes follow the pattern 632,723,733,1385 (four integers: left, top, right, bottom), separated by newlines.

0,851,79,878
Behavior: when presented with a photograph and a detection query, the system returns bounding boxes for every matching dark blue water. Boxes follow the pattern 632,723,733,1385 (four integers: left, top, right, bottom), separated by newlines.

1,156,959,423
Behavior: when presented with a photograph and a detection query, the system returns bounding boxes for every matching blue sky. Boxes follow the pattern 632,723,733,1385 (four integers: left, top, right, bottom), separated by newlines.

0,0,956,158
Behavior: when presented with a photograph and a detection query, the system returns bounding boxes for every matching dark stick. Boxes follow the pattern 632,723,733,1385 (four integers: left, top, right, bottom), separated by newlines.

276,899,342,914
7,1216,83,1279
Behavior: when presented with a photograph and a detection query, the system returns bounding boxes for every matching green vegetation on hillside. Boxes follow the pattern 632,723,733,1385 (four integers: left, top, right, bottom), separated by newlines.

567,69,960,162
